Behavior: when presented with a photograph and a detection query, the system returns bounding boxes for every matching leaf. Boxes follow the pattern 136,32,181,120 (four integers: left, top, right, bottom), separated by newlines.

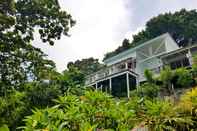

0,125,9,131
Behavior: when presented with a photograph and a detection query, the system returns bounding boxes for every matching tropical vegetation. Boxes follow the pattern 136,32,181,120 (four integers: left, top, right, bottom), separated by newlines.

0,0,197,130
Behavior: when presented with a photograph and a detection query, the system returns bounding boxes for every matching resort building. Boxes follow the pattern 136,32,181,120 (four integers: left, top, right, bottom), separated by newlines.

85,33,197,97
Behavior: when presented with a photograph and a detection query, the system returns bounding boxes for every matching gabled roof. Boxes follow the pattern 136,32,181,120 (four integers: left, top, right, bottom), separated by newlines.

103,33,176,64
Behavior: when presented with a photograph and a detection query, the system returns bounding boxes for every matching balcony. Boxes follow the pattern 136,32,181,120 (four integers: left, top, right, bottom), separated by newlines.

85,59,136,85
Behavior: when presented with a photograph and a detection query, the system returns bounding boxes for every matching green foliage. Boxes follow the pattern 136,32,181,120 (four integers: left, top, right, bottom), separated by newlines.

193,55,197,65
0,81,64,129
0,0,75,93
22,89,197,130
130,83,160,99
22,91,138,130
67,57,104,75
159,66,174,89
25,81,62,108
174,68,193,88
159,66,193,89
142,99,192,131
191,55,197,82
104,9,197,60
1,2,197,131
0,125,9,131
58,67,85,95
144,69,155,84
104,39,132,60
0,91,27,129
0,84,56,129
178,87,197,114
0,65,87,130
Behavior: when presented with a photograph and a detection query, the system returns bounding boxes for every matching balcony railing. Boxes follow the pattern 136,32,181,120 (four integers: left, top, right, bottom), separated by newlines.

85,62,135,85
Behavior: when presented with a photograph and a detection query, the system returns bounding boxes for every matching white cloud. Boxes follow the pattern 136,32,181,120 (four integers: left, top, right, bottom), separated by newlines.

34,0,132,72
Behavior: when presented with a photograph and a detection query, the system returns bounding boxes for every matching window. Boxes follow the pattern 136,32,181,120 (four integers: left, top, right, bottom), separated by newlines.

169,57,190,69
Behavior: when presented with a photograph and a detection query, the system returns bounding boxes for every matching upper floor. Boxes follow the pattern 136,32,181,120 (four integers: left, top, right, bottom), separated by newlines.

85,33,197,86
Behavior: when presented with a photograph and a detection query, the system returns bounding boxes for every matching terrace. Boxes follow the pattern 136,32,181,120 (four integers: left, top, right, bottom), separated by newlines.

85,58,137,86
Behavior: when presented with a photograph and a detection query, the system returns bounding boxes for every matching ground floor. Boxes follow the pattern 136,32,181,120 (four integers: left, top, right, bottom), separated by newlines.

90,70,139,98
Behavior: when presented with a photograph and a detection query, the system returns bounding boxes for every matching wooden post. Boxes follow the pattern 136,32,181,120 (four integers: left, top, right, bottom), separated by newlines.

126,73,130,98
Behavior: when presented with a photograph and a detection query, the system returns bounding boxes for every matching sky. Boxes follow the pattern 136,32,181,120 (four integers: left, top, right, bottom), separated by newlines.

33,0,197,72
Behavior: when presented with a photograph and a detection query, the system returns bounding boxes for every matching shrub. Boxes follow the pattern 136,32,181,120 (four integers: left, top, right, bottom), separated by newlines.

159,66,174,89
174,68,193,88
25,82,62,108
130,83,160,99
21,88,197,130
142,99,192,130
0,91,28,130
144,69,155,84
21,91,138,131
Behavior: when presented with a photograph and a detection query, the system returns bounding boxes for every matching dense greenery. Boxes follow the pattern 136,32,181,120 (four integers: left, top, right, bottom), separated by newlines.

21,87,197,130
67,58,104,75
0,68,86,130
1,59,195,130
1,3,197,130
0,0,77,129
104,9,197,60
0,0,75,94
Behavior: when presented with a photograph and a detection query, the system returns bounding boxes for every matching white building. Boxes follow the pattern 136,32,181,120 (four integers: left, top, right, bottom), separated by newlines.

85,33,197,97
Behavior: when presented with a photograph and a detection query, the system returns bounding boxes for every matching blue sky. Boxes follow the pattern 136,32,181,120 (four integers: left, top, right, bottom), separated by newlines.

33,0,197,72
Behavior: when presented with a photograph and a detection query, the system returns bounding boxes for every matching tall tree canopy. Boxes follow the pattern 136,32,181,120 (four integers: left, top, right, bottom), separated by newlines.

0,0,75,95
67,57,104,75
104,9,197,60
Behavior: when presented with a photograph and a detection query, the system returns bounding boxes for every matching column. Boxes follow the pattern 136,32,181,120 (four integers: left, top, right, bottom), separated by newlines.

125,62,128,69
109,78,112,94
100,85,103,92
136,75,140,92
188,49,193,66
96,83,98,90
126,73,130,98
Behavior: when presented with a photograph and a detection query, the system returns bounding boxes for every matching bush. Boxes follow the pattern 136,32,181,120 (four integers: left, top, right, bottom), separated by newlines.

22,89,197,130
0,91,28,130
191,65,197,84
144,69,155,84
174,68,193,88
22,91,138,130
25,82,62,108
130,83,160,99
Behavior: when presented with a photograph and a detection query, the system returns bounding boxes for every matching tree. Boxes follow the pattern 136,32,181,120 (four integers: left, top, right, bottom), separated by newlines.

104,39,131,60
104,9,197,60
67,57,104,75
56,67,86,96
191,55,197,83
0,90,28,129
130,83,160,99
159,66,175,95
146,9,197,46
144,69,155,84
174,68,193,88
0,0,75,95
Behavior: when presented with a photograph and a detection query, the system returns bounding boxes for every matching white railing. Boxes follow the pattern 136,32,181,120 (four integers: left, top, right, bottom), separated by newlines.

85,63,132,85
